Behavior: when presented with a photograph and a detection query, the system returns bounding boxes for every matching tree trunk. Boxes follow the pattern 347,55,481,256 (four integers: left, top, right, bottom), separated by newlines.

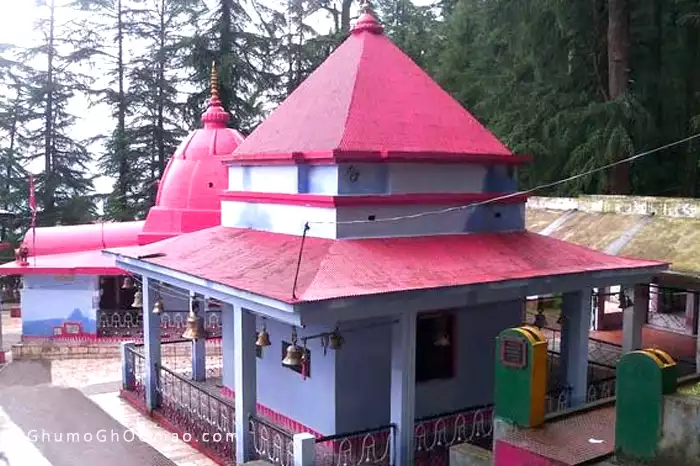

44,0,56,223
340,0,353,33
684,18,699,197
156,0,166,177
607,0,630,194
219,0,234,127
116,0,128,220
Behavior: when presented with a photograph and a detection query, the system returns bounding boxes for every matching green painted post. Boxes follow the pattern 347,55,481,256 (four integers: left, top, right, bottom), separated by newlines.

494,326,547,428
615,349,678,461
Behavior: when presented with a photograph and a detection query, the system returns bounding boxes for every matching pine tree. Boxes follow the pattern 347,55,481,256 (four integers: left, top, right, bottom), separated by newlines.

181,0,277,133
373,0,439,68
22,0,97,226
126,0,201,210
72,0,145,221
0,49,31,243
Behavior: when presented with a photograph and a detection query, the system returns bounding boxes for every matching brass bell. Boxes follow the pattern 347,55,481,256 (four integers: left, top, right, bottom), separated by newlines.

122,276,134,289
329,330,344,350
434,333,451,347
432,317,451,347
256,329,271,347
182,308,202,340
152,296,164,314
282,342,302,367
533,309,547,329
131,289,143,308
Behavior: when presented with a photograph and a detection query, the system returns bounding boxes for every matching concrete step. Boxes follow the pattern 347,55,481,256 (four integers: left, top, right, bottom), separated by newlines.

450,442,492,466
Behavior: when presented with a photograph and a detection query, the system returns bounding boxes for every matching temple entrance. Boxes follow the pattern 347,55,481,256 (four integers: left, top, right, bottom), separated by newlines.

97,276,142,338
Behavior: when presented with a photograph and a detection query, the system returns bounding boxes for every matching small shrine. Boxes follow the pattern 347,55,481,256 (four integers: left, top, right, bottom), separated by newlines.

0,65,244,340
109,4,666,465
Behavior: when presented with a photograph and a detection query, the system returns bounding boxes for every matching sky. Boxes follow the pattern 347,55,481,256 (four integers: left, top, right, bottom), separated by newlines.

0,0,434,196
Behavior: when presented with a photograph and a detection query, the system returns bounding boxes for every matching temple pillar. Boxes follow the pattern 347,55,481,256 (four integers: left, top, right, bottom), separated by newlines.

559,290,592,407
390,311,417,466
142,276,161,411
622,285,648,353
191,293,206,382
234,305,257,463
649,282,660,314
221,305,235,390
594,288,606,331
685,291,698,335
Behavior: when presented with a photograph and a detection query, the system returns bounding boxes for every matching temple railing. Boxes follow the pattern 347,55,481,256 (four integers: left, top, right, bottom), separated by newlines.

314,424,394,466
156,362,236,463
97,309,222,339
249,414,296,466
413,404,493,465
123,344,146,406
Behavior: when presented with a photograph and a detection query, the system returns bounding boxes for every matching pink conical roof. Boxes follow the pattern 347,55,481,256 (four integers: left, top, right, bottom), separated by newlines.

229,5,515,163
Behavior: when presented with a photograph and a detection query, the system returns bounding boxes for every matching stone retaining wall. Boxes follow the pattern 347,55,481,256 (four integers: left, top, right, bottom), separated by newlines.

11,338,223,360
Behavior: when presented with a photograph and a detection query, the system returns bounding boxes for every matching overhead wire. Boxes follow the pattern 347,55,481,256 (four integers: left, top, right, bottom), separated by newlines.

307,132,700,227
8,131,700,292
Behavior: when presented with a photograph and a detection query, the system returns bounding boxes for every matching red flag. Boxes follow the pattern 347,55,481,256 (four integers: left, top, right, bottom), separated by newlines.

29,175,36,228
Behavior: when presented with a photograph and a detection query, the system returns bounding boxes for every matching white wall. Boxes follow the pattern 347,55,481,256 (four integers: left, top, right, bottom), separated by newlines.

220,201,337,238
228,166,299,193
227,163,492,196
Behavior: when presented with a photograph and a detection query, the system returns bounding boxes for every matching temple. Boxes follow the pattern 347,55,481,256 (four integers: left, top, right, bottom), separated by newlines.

108,5,666,466
0,65,244,340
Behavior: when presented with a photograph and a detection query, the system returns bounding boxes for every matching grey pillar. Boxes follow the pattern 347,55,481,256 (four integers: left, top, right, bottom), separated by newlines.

560,290,592,407
234,306,257,463
622,284,648,353
142,277,161,411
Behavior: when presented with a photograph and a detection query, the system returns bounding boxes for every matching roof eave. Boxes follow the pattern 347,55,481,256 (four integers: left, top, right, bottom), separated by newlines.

223,150,532,166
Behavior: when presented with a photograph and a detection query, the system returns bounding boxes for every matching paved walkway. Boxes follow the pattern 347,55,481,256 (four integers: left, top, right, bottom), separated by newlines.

0,359,217,466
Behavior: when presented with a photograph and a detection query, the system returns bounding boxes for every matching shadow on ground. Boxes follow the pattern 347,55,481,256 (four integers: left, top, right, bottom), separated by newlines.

0,361,177,466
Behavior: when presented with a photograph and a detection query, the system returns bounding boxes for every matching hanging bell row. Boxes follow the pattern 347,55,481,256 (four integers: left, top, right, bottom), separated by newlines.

152,296,165,314
182,307,204,340
256,318,271,347
282,341,303,367
328,327,344,350
282,327,302,367
131,289,143,308
122,276,134,289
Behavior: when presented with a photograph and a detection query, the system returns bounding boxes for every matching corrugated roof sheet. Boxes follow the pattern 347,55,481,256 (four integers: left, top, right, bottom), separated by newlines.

105,226,664,303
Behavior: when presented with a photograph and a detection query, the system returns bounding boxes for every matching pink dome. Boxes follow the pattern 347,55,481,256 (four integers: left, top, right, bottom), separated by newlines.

139,67,244,245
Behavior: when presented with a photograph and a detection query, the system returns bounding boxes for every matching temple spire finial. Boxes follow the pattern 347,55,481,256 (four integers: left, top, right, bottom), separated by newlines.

201,60,230,128
352,0,384,35
210,61,220,103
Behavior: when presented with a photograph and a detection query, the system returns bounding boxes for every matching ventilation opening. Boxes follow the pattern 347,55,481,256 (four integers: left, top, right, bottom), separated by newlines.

368,215,376,221
494,212,502,219
208,182,214,188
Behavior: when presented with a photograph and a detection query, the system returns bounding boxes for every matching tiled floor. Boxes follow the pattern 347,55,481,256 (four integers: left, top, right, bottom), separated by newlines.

89,392,218,466
591,325,696,360
501,406,616,465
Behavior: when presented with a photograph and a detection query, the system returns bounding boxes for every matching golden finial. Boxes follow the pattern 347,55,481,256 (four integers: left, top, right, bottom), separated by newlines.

201,59,230,127
210,61,219,101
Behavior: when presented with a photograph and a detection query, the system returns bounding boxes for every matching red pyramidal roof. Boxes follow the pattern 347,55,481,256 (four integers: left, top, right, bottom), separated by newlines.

228,7,527,164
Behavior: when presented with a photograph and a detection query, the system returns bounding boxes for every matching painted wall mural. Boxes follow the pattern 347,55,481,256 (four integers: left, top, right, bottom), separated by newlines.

21,274,99,337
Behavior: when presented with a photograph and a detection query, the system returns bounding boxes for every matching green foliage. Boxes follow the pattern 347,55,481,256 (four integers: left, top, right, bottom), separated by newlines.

433,0,700,197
